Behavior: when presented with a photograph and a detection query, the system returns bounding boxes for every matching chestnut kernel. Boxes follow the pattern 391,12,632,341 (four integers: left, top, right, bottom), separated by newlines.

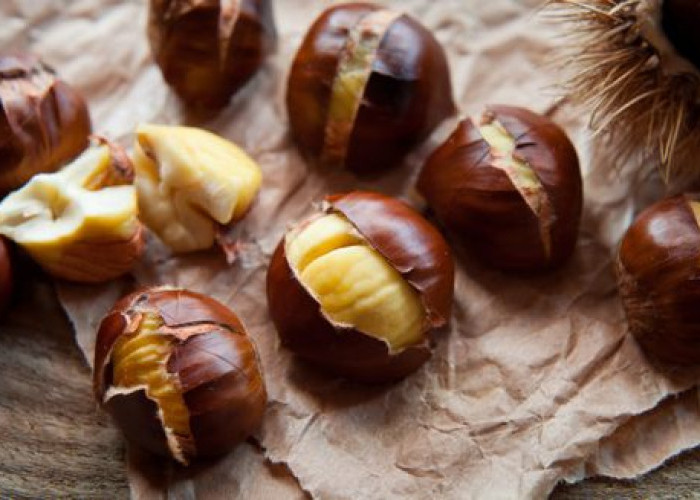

266,191,454,383
617,194,700,366
94,287,267,464
287,3,455,174
0,139,144,283
0,53,91,193
417,105,583,271
148,0,277,108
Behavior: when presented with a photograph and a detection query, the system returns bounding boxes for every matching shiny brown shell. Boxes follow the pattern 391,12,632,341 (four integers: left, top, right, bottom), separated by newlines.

94,287,267,462
266,191,454,383
148,0,277,108
286,2,455,175
417,105,582,271
617,194,700,366
0,54,91,194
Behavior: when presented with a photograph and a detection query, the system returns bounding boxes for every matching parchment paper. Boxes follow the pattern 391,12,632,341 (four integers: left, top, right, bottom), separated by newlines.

3,0,700,498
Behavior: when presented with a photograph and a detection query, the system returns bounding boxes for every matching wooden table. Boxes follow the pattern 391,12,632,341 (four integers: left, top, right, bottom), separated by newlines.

1,273,698,498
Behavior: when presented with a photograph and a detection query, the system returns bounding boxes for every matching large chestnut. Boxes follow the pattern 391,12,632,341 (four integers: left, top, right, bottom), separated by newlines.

287,3,455,174
266,191,454,383
417,105,583,271
617,194,700,366
148,0,277,108
94,287,267,464
0,237,11,312
0,53,91,194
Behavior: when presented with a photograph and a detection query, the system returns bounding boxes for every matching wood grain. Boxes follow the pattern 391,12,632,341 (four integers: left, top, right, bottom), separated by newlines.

0,268,698,498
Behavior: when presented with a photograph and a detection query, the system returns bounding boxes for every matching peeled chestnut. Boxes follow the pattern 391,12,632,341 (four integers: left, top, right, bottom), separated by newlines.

287,3,455,174
266,191,454,383
148,0,276,108
417,105,583,271
617,194,700,366
0,53,91,194
0,237,12,312
94,287,267,464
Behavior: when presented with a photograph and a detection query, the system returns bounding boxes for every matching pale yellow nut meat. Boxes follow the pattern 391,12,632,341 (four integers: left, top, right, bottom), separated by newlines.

0,144,140,265
133,124,262,253
285,213,425,351
110,312,191,464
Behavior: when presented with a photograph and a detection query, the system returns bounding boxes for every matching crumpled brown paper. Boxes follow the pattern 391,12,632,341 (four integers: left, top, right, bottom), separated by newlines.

4,0,700,497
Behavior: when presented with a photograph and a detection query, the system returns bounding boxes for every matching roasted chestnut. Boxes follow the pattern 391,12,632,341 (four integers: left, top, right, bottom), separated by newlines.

617,194,700,366
0,237,11,312
266,191,454,382
417,105,583,271
148,0,276,108
287,3,455,174
0,53,91,194
94,287,267,464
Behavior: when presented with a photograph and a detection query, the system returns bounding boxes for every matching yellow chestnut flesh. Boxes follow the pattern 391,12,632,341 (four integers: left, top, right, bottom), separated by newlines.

133,124,262,252
285,213,425,351
0,144,142,282
110,312,191,463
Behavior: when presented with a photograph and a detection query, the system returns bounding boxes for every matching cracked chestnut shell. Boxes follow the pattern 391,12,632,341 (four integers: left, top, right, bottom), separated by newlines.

417,105,583,271
287,2,455,174
266,191,454,383
0,53,91,194
94,287,267,464
0,237,11,312
148,0,277,108
617,194,700,366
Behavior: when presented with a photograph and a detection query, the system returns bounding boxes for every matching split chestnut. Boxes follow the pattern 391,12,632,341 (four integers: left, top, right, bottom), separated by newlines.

266,191,454,383
94,287,267,464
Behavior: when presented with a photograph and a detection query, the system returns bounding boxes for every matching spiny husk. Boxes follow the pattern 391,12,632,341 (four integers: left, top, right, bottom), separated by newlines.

545,0,700,183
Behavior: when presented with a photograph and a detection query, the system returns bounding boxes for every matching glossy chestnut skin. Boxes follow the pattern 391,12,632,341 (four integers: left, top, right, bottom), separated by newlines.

662,0,700,71
94,288,267,463
417,105,583,271
617,194,700,365
0,54,91,194
0,237,12,312
148,0,276,108
287,3,455,175
266,191,454,383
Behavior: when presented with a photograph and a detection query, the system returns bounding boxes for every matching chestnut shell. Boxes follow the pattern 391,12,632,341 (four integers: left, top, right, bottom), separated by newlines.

286,2,455,174
0,54,91,194
617,194,700,366
0,237,11,311
266,191,454,383
417,105,582,271
148,0,277,108
94,288,267,462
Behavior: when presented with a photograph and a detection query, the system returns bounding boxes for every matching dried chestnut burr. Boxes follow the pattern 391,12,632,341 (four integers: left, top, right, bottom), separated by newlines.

417,105,583,272
0,54,91,194
266,191,454,383
148,0,277,108
0,237,12,311
94,287,267,464
287,3,455,175
617,194,700,366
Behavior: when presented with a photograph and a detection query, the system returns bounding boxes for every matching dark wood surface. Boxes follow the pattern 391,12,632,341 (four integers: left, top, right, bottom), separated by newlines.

0,274,698,499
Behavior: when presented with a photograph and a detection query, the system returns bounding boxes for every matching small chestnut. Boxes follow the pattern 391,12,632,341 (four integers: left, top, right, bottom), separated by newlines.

287,3,455,174
94,287,267,464
266,191,454,383
148,0,277,108
417,105,583,271
0,53,91,194
617,194,700,366
0,237,12,312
